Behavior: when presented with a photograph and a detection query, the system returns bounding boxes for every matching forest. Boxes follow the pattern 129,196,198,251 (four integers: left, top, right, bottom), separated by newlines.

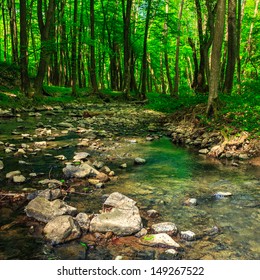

0,0,259,118
0,0,260,262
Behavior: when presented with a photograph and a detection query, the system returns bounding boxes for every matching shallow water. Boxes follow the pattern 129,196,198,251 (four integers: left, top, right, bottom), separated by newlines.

0,108,259,260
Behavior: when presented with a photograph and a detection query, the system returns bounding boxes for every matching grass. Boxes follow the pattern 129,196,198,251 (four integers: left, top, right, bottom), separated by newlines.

0,80,259,137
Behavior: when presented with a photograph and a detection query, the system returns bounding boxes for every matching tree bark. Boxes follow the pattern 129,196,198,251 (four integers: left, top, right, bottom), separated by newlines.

140,0,152,100
223,0,237,94
34,0,55,96
71,0,78,96
122,0,133,99
207,0,226,117
19,0,31,96
90,0,99,93
173,0,185,96
8,0,18,63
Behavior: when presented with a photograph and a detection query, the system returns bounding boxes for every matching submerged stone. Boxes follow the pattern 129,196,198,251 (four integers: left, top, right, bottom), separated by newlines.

140,233,180,249
151,222,178,235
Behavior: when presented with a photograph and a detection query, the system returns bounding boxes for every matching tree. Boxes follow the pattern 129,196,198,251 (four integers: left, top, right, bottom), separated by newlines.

223,0,237,94
89,0,99,93
140,0,152,100
34,0,56,96
19,0,31,96
122,0,133,99
207,0,226,117
71,0,78,96
173,0,185,96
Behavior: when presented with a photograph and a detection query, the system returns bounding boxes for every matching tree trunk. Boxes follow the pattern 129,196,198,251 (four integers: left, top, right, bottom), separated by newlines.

236,0,242,93
223,0,237,94
173,0,185,96
1,1,7,61
71,0,78,96
140,0,152,100
19,0,31,96
34,0,55,96
122,0,133,99
90,0,99,93
207,0,226,117
8,0,18,64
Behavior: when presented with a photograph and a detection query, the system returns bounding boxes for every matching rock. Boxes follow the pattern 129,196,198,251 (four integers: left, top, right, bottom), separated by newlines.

134,157,146,164
90,192,142,236
151,222,178,235
158,249,179,260
13,175,26,183
183,198,198,206
6,170,21,179
214,192,232,199
34,141,47,148
199,148,209,154
38,179,63,187
135,228,148,238
54,155,67,161
25,196,78,223
180,230,196,241
75,213,91,232
120,163,127,169
140,233,180,249
38,188,62,201
63,163,99,179
239,154,249,160
147,209,159,218
58,122,74,128
93,161,105,169
73,152,90,161
43,215,81,245
0,160,4,170
96,172,109,182
14,148,26,156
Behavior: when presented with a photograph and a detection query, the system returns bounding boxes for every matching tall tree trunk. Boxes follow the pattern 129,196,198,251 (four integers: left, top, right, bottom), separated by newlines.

71,0,78,96
1,1,7,61
8,0,18,63
20,0,31,96
207,0,226,117
34,0,55,96
160,53,166,94
140,0,152,100
236,0,242,93
173,0,185,96
223,0,237,94
122,0,133,99
164,0,174,96
90,0,99,93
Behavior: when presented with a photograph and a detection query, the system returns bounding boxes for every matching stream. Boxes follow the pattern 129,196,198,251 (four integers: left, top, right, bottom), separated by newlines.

0,103,259,260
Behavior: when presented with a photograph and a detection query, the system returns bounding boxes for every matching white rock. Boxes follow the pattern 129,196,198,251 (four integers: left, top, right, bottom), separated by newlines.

180,230,196,241
6,170,21,179
13,175,26,183
140,233,180,248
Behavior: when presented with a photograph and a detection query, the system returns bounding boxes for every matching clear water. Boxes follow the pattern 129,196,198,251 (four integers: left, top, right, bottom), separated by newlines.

0,110,259,260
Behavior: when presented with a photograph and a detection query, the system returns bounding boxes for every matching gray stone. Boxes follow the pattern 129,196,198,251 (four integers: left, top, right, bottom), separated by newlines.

180,230,196,241
73,152,90,161
13,175,26,183
135,228,148,238
34,141,47,148
151,222,178,235
183,198,198,206
90,192,142,236
38,188,62,201
6,170,21,179
25,196,77,223
75,212,91,232
38,179,63,186
63,162,99,179
199,148,209,154
214,192,232,199
44,215,81,245
134,157,146,164
239,154,249,160
140,233,180,248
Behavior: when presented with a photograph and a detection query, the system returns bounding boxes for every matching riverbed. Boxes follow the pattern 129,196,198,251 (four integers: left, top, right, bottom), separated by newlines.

0,103,259,260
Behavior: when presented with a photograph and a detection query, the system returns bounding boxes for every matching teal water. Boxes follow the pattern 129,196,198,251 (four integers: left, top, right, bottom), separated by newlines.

0,111,259,260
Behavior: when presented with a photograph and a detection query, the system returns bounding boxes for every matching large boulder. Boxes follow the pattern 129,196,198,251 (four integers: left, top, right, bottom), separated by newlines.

63,162,99,179
25,196,77,223
44,215,81,245
90,192,142,236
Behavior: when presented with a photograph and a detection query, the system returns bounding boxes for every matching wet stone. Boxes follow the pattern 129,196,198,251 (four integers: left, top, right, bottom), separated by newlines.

151,222,178,235
180,230,196,241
